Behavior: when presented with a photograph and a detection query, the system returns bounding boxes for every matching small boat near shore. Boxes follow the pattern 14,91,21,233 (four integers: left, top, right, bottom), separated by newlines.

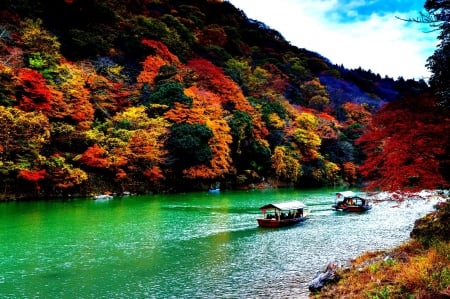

256,200,309,228
93,194,113,200
332,191,371,212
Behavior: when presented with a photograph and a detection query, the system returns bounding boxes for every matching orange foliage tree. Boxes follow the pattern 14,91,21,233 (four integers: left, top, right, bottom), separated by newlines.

187,58,268,143
52,62,94,125
137,39,181,87
79,144,110,169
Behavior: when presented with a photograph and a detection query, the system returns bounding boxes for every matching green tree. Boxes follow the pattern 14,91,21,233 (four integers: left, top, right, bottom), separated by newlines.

400,1,450,108
424,0,450,108
228,110,253,155
145,82,192,108
166,123,213,170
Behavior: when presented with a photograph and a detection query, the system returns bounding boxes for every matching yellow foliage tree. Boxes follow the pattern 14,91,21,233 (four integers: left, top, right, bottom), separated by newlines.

271,146,301,184
21,18,61,69
292,112,322,161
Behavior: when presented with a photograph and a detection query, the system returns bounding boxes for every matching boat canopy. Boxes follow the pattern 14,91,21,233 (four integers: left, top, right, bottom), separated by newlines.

336,191,356,198
259,200,306,211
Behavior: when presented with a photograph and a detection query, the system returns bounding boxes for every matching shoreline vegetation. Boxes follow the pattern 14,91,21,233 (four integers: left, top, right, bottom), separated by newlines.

310,190,450,299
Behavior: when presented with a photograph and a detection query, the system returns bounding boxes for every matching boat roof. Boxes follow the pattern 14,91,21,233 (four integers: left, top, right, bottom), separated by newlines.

336,191,357,198
260,200,306,211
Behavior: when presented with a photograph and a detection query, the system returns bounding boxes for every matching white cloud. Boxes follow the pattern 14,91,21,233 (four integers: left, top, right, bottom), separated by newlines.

228,0,438,79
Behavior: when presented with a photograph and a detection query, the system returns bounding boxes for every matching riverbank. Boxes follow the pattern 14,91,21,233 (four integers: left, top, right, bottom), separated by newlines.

310,192,450,299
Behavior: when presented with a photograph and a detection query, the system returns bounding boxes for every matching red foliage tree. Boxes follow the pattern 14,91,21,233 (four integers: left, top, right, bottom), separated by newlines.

80,144,110,168
187,58,254,113
17,169,47,190
16,68,53,112
357,93,450,191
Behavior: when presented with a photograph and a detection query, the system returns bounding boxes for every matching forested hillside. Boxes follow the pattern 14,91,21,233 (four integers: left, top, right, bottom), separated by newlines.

0,0,447,199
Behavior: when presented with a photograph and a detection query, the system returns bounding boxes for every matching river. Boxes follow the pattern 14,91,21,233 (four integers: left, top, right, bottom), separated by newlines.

0,188,438,298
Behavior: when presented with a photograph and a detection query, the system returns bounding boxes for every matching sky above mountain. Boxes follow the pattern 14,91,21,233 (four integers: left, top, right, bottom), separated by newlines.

227,0,438,80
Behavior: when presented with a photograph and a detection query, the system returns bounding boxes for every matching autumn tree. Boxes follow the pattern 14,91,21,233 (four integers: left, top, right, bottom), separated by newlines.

21,18,61,73
17,169,47,191
45,154,88,191
0,106,50,172
291,112,322,161
16,68,54,113
271,146,301,185
137,39,181,87
51,62,94,125
357,93,449,191
80,60,133,118
186,58,255,113
300,78,330,110
0,106,50,193
84,106,170,188
179,86,234,180
79,144,110,169
0,63,18,106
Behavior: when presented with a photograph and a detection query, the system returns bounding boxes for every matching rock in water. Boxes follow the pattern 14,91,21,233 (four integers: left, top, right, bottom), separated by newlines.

308,262,338,292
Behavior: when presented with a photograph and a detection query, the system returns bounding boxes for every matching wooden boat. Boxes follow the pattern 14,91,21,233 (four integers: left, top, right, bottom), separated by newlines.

93,194,113,200
256,200,309,228
332,191,371,212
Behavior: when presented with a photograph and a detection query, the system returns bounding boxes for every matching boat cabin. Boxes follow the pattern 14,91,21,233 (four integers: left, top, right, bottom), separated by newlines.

332,191,372,212
257,200,308,228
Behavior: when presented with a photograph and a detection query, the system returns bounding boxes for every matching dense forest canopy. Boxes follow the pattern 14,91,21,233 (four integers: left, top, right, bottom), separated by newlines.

0,0,448,199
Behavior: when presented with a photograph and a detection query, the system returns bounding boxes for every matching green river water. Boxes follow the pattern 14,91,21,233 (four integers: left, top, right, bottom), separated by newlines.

0,188,438,298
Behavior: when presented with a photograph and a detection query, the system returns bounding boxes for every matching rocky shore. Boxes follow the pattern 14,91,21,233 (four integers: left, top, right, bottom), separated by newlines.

310,191,450,299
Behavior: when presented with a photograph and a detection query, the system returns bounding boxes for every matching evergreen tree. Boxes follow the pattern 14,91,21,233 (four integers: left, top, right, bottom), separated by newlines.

425,0,450,108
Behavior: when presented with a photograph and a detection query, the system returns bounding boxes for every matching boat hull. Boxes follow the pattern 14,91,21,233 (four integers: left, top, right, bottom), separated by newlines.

257,217,306,228
332,205,372,212
94,194,113,200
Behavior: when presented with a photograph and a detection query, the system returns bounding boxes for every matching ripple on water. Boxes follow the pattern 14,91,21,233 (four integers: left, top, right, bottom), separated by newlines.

0,191,440,298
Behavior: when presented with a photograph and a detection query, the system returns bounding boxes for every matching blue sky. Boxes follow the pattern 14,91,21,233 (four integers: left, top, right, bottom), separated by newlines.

227,0,438,80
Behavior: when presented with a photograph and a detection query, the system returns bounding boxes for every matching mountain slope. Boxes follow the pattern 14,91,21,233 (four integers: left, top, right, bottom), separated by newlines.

0,0,439,199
